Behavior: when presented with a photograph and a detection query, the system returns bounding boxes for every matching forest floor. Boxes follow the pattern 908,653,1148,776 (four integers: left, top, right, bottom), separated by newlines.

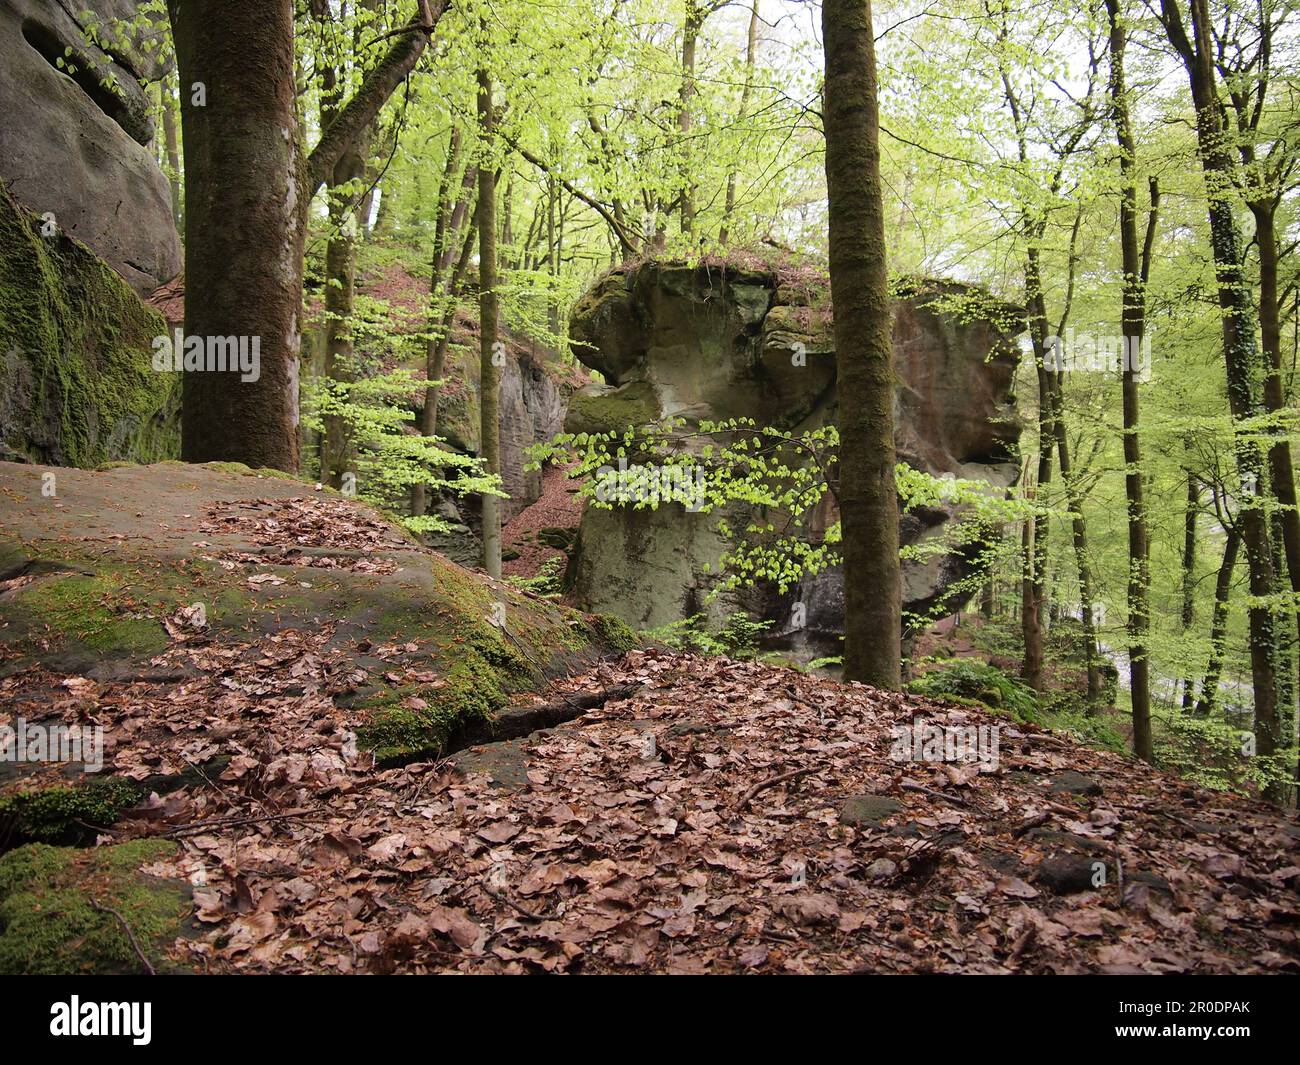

0,463,1298,974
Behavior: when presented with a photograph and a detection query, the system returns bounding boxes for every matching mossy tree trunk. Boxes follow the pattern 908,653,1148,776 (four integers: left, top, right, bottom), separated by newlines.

478,67,502,580
1161,0,1282,800
821,0,901,689
1108,0,1156,761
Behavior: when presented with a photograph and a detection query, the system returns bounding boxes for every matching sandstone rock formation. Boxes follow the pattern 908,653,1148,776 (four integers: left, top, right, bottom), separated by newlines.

0,0,180,294
564,260,1022,658
0,180,179,466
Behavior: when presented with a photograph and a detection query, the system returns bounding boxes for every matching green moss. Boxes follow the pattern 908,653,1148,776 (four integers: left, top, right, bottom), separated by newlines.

3,569,168,657
0,839,192,974
355,620,545,764
588,612,638,654
0,779,146,845
565,381,660,435
0,182,179,468
197,461,300,480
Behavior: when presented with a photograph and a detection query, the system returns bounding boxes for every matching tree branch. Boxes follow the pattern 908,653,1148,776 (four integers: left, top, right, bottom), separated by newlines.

307,1,447,197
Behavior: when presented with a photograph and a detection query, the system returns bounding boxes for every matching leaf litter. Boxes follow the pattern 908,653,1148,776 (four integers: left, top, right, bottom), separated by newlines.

1,637,1297,974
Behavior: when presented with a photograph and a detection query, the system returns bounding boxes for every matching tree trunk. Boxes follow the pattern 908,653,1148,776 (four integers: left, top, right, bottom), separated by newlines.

678,2,699,235
1181,464,1199,710
167,0,305,472
321,126,373,489
822,0,901,689
167,0,443,473
477,68,502,580
1161,0,1282,796
1055,420,1101,704
422,199,479,449
1248,196,1300,799
1197,526,1241,717
412,127,466,518
159,81,182,231
720,0,760,246
1108,0,1155,761
1020,246,1053,692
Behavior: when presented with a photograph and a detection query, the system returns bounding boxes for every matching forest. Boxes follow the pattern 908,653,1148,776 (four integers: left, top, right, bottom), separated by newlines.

0,0,1298,990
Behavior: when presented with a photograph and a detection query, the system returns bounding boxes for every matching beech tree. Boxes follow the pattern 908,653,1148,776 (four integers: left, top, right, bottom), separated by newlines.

1106,0,1158,761
822,0,901,688
167,0,443,470
1158,0,1284,800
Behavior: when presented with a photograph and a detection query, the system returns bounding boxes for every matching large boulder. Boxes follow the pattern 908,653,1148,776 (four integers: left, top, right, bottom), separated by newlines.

565,261,1021,655
0,179,180,466
0,0,180,294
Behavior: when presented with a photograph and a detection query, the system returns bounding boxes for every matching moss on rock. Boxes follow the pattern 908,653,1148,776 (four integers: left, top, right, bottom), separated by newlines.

0,839,193,975
0,779,147,846
0,181,179,467
563,381,661,436
587,613,638,654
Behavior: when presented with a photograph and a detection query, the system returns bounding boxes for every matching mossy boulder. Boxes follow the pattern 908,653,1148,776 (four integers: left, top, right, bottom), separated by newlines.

0,779,147,846
564,380,661,435
0,180,180,467
0,460,635,775
564,259,1024,661
0,839,194,974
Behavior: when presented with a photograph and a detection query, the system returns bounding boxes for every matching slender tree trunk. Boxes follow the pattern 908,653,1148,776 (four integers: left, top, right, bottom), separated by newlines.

1108,0,1155,760
1052,398,1101,703
546,176,561,337
822,0,901,689
159,81,182,231
1162,0,1281,796
720,0,760,246
1020,246,1053,692
167,0,305,471
678,1,700,235
1181,465,1199,710
1197,526,1242,717
422,198,479,447
412,127,466,517
477,68,502,580
321,126,373,488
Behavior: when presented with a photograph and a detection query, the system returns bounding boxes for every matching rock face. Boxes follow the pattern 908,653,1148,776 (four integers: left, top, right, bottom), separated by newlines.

565,261,1021,655
0,180,180,466
0,0,180,294
494,348,572,521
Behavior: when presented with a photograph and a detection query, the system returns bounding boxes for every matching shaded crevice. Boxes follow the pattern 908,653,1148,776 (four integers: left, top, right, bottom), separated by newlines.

21,17,151,146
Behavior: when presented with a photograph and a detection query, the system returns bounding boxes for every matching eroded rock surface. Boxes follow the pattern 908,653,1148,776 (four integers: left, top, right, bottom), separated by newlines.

565,261,1022,654
0,0,180,294
0,181,179,466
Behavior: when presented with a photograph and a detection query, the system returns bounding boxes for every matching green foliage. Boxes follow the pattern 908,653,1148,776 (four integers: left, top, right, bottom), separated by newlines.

505,555,566,597
1156,708,1295,796
302,367,500,535
907,660,1041,723
641,611,772,660
531,416,1029,633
